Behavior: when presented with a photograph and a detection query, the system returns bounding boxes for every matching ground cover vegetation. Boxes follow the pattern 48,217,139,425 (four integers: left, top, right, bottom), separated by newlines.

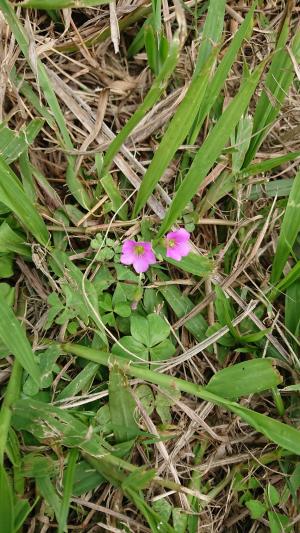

0,0,300,531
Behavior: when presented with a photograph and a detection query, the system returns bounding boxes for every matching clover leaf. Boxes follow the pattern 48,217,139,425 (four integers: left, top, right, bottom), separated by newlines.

112,313,175,361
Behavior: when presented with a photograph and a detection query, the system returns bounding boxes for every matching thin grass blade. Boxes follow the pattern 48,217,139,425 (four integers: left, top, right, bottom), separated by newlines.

157,60,266,237
271,170,300,284
133,50,217,216
58,449,79,533
0,297,40,385
0,0,91,208
0,156,49,246
243,20,300,167
103,34,181,173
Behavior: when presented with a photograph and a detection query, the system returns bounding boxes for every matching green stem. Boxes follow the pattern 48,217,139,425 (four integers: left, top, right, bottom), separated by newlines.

0,360,23,464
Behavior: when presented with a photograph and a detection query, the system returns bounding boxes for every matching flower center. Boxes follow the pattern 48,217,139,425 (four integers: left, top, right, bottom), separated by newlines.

166,238,176,248
134,244,145,256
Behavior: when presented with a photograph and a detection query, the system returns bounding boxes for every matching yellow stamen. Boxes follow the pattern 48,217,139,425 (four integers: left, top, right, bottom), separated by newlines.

134,245,145,256
167,238,175,248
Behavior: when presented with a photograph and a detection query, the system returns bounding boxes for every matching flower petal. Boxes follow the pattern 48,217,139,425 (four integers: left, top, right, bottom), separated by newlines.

133,256,152,273
121,240,136,253
142,248,156,265
166,247,184,261
168,228,190,243
120,253,134,265
176,241,190,257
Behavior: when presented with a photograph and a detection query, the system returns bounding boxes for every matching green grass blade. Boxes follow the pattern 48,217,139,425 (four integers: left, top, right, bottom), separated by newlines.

133,50,217,217
109,365,139,443
269,260,300,302
0,222,31,257
157,60,266,237
0,361,22,464
157,276,208,342
194,0,226,75
154,244,213,276
103,34,180,173
58,449,79,533
243,23,300,167
190,3,256,145
241,151,300,179
37,476,61,521
0,156,49,246
271,170,300,284
63,342,300,455
0,297,41,385
56,362,98,401
19,150,36,202
0,118,44,164
101,173,128,220
0,0,91,208
0,465,14,533
285,280,300,337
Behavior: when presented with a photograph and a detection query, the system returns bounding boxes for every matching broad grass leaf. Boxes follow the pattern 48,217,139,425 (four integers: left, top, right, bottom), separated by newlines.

0,157,49,246
109,365,140,444
194,0,226,75
0,222,31,257
206,359,282,401
36,477,61,522
63,342,300,455
0,119,43,164
241,151,300,180
271,170,300,283
157,60,266,236
56,362,99,401
155,245,213,276
0,296,41,385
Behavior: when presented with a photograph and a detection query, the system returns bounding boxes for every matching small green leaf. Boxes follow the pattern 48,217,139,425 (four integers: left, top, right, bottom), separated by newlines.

150,339,175,361
246,499,267,519
268,511,291,533
266,484,280,507
130,315,150,346
112,336,149,361
148,314,170,347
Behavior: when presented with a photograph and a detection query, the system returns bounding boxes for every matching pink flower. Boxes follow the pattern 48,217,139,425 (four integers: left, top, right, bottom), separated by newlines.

165,228,190,261
120,240,156,273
